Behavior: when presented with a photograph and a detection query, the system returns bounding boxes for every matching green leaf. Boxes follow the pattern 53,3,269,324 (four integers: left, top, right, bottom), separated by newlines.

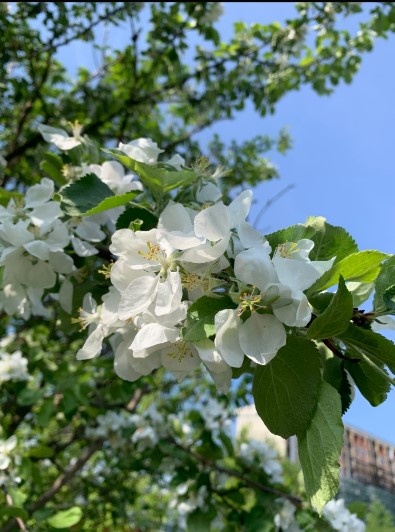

17,388,43,406
0,188,23,206
84,190,141,216
29,445,55,459
383,285,395,313
266,224,316,251
308,251,389,294
187,506,216,531
0,506,29,521
40,152,66,185
252,336,321,438
298,381,343,514
307,275,353,339
115,205,158,231
58,173,113,216
305,217,358,262
339,324,395,374
47,507,83,528
346,281,374,307
308,292,334,314
182,296,236,342
344,357,390,407
103,148,197,193
374,256,395,313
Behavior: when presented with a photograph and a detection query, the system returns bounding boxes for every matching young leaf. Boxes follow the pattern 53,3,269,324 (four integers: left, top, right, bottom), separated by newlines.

252,336,321,439
307,275,353,340
339,324,395,374
59,173,113,216
298,381,343,515
47,506,83,528
103,148,197,194
344,357,390,407
374,256,395,313
308,251,389,294
84,190,141,216
182,296,236,342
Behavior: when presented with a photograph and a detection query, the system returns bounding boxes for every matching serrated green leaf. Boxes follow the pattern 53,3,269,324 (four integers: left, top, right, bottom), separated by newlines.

344,357,390,407
182,296,236,342
339,324,395,374
0,506,29,521
374,256,395,313
338,367,353,414
59,173,113,216
115,205,158,231
252,336,321,438
298,381,343,514
307,276,353,339
103,148,197,193
306,217,358,262
47,506,83,528
84,190,140,216
383,285,395,312
266,224,316,249
308,251,389,294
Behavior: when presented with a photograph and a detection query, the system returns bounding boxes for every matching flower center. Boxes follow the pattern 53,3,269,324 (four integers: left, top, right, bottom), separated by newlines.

138,241,161,262
166,341,194,363
276,242,299,258
237,288,263,316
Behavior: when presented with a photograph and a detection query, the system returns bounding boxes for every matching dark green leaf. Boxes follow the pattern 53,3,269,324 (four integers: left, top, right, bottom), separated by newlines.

374,256,395,313
339,324,395,374
252,336,321,438
59,173,113,216
298,382,343,514
307,275,353,339
84,189,141,216
306,217,358,262
29,445,55,458
115,205,158,231
383,285,395,313
0,506,29,521
17,388,43,406
266,224,316,251
182,296,236,342
344,357,390,406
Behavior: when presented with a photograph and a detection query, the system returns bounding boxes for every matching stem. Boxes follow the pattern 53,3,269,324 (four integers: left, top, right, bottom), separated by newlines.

322,338,360,363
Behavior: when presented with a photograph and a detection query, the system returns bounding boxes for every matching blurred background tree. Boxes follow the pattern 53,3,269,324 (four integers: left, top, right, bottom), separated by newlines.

1,2,395,530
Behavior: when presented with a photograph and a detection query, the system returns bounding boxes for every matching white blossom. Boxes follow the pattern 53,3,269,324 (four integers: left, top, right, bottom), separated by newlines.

0,351,30,383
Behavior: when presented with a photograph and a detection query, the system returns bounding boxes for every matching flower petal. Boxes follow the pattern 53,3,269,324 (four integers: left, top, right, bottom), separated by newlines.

239,313,286,365
118,274,159,319
214,309,244,368
235,247,277,291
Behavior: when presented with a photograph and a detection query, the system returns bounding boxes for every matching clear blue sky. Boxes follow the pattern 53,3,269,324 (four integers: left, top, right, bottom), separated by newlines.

57,3,395,442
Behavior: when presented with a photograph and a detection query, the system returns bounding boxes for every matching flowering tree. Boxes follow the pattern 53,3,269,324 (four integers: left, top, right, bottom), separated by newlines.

1,2,395,531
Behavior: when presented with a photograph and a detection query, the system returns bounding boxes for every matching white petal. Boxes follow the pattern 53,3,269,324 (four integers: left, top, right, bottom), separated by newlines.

24,178,54,207
195,182,222,203
194,203,230,241
194,339,230,374
166,154,185,170
214,309,244,368
158,203,202,250
58,278,73,314
110,260,146,292
273,256,323,291
44,220,70,250
76,325,106,360
181,236,230,264
272,289,311,327
71,236,98,257
114,347,141,382
131,322,179,351
76,220,106,242
27,261,56,289
238,221,271,250
23,240,50,261
228,190,252,227
234,247,277,291
155,270,182,316
101,288,121,325
239,313,286,365
30,202,62,227
48,252,74,274
118,138,163,164
118,275,159,319
0,220,34,247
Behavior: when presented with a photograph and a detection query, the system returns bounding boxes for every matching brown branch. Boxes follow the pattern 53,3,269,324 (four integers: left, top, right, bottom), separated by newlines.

169,437,302,508
322,338,360,363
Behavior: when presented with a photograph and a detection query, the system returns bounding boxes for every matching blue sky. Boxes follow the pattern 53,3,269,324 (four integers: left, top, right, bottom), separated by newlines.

57,3,395,442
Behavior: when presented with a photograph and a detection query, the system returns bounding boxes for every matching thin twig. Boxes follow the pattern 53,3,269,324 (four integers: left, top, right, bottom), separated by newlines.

253,184,295,230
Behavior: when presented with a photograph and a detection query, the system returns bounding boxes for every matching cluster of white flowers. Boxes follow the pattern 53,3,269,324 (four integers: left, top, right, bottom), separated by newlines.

0,350,30,384
274,499,302,532
77,135,334,390
0,178,73,318
239,439,283,484
0,435,17,470
323,499,366,532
